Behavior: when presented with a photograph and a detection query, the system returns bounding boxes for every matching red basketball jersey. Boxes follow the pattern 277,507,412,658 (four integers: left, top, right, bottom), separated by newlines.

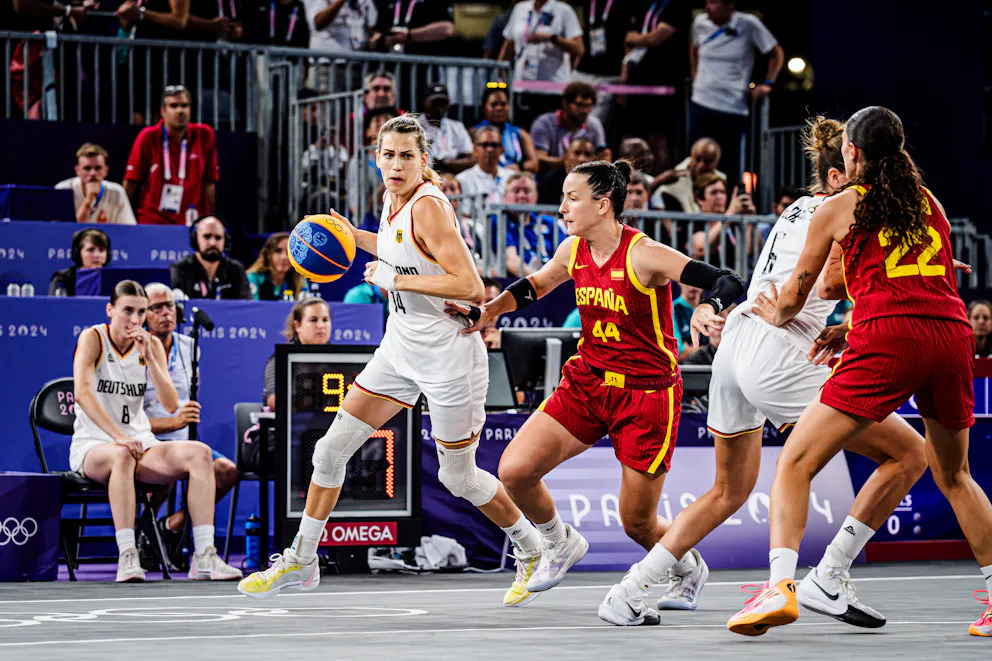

567,224,679,379
840,186,969,329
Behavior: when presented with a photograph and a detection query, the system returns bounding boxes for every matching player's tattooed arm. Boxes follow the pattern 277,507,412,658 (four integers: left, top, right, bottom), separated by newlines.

795,269,813,296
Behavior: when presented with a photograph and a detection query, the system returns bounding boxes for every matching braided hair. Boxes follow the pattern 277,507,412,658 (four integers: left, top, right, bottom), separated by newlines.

570,159,634,216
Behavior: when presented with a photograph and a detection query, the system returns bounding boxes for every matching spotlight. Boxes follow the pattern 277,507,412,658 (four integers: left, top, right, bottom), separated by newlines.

788,57,807,75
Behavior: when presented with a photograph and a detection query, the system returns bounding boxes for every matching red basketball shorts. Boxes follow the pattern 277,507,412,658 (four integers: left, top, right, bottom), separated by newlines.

821,316,975,429
538,355,682,474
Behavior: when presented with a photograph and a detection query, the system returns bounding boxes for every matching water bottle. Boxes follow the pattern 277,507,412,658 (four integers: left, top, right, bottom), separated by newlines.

245,514,261,570
6,282,20,297
54,284,67,297
310,282,321,299
282,289,294,302
20,282,34,297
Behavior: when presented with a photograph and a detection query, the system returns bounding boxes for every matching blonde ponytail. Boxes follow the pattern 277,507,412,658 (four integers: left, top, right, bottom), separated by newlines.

422,166,442,187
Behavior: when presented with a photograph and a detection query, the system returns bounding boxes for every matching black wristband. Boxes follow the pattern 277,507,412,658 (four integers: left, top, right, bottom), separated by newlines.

466,305,482,323
506,277,538,310
679,260,745,314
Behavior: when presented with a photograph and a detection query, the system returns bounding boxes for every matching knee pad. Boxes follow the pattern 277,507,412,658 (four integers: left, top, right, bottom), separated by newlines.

436,441,499,507
311,410,375,488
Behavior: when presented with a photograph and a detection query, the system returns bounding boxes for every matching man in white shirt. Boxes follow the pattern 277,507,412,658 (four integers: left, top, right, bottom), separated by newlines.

303,0,377,52
688,0,783,186
499,0,584,83
55,143,136,225
417,83,474,174
456,125,513,238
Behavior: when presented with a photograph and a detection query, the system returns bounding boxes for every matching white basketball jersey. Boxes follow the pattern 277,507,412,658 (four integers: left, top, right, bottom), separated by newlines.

375,181,484,383
73,324,156,443
729,195,837,351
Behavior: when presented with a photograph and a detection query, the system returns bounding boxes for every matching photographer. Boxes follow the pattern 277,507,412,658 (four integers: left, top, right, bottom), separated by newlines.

142,284,238,543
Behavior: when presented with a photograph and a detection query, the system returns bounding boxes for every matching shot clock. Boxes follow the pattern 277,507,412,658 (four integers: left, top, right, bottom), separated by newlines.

274,345,422,548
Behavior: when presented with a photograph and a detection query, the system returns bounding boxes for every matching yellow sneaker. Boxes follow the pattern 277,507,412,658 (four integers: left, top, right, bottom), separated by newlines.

503,547,540,607
237,549,319,599
727,579,799,636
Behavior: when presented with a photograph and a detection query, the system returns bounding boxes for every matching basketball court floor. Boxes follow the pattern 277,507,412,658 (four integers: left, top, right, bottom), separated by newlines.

0,561,984,660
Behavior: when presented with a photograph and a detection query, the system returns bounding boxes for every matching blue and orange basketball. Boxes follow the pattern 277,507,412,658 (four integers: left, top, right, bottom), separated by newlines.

288,214,356,283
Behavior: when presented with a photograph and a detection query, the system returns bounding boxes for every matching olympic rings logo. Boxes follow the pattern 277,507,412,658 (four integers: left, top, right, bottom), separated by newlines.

0,517,38,546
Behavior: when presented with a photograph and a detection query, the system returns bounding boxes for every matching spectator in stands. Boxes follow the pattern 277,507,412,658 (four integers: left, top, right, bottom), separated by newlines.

498,0,583,83
619,137,655,179
673,284,707,359
530,82,609,173
650,137,724,213
116,0,190,38
689,0,783,185
170,216,251,299
624,171,651,213
494,172,562,277
537,136,595,204
247,232,310,301
124,85,218,226
7,0,96,31
482,1,521,59
141,283,239,547
689,172,754,263
303,0,378,52
56,143,136,225
623,0,692,90
438,172,476,250
185,1,240,42
563,307,580,328
571,0,635,126
481,277,502,348
475,85,539,173
772,184,804,216
418,83,474,173
263,298,331,409
969,300,992,357
456,125,514,225
348,105,398,218
70,280,241,583
241,0,310,47
48,228,110,296
370,0,455,57
363,71,398,112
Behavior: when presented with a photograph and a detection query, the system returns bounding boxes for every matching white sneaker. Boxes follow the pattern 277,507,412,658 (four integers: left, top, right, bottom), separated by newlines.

237,548,320,598
657,548,709,610
598,567,661,626
525,523,588,592
116,548,146,583
797,565,885,628
188,546,243,581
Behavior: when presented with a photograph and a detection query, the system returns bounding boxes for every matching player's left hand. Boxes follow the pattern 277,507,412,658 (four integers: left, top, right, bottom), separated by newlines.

751,282,779,325
364,261,396,290
809,323,849,365
127,326,154,358
445,301,490,334
689,301,724,348
953,259,972,274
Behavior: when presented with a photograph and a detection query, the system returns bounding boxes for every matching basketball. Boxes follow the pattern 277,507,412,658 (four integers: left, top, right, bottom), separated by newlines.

288,214,356,283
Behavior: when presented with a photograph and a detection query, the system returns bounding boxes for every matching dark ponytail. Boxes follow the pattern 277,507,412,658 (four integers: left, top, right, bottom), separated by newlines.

571,159,633,216
845,106,928,263
110,279,147,305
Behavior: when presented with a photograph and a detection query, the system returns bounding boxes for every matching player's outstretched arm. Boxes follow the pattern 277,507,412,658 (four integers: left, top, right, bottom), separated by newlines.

448,236,576,335
630,237,746,347
774,192,849,325
324,209,377,256
367,196,483,301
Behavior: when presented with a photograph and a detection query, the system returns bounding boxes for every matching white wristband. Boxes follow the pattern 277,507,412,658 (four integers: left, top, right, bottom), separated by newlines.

369,262,396,291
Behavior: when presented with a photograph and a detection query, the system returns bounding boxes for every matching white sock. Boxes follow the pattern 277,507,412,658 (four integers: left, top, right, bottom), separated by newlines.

769,548,799,585
192,524,215,556
638,544,678,583
982,564,992,597
535,512,567,545
291,514,328,563
501,514,541,556
821,516,874,571
116,528,136,555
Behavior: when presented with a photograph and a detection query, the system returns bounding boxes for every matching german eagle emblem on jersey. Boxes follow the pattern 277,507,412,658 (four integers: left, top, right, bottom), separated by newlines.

138,355,146,367
395,229,403,243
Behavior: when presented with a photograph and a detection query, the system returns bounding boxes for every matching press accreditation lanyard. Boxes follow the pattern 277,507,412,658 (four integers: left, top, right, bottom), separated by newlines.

588,0,614,24
162,125,188,183
270,2,299,41
393,0,418,26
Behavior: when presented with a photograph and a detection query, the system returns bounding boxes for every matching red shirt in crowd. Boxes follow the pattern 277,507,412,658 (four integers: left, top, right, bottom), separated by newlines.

125,120,219,225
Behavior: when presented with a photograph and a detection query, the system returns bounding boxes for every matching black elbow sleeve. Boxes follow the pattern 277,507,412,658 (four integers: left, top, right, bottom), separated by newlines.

679,260,746,314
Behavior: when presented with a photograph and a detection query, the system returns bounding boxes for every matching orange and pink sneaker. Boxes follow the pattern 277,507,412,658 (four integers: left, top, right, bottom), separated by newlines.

970,590,992,636
727,579,799,636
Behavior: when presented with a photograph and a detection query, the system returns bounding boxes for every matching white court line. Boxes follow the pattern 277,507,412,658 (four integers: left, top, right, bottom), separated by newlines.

0,574,979,606
0,620,975,648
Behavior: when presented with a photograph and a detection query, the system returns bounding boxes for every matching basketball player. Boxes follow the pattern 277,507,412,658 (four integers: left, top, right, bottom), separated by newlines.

239,115,547,607
602,116,930,628
453,160,746,626
70,280,242,582
726,106,992,637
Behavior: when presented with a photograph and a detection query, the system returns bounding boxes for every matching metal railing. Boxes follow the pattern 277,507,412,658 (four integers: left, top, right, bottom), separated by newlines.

756,101,806,207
